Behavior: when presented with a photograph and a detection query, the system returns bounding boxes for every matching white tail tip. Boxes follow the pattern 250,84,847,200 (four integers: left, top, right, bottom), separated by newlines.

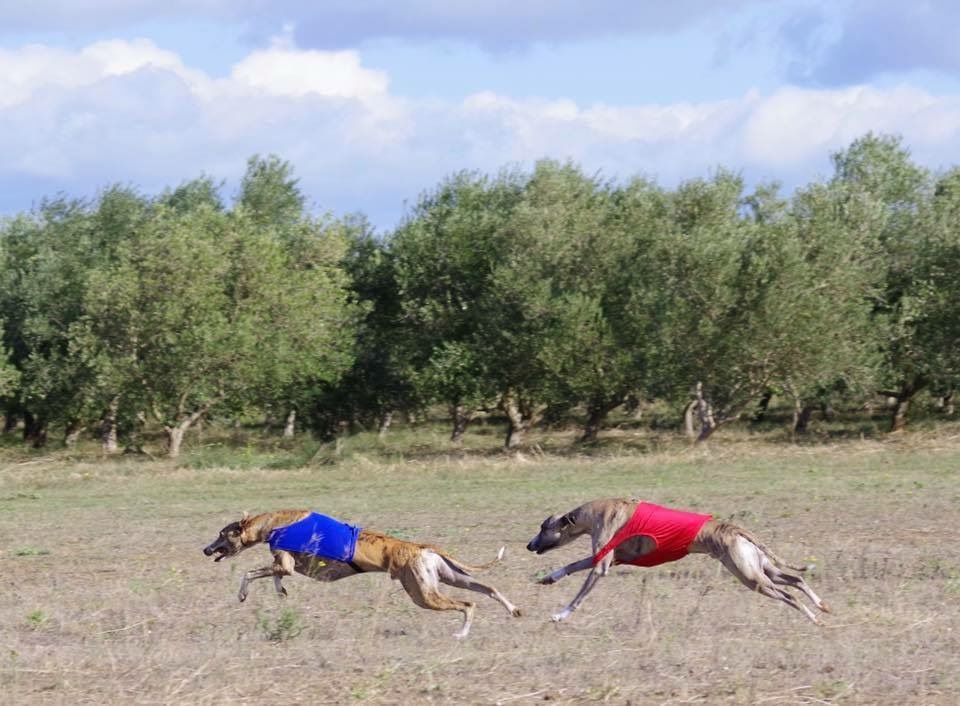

496,546,505,561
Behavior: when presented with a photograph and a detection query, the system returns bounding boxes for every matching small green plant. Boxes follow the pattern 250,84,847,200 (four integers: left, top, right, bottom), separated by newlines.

26,610,48,629
257,607,303,642
14,547,50,557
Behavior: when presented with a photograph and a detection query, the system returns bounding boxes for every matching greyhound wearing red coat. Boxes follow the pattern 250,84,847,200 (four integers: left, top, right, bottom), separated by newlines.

527,498,830,624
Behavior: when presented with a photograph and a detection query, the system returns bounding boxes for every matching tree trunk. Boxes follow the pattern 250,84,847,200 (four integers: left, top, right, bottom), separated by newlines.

891,398,910,432
792,400,814,435
694,382,717,442
161,393,223,458
23,411,47,448
100,397,120,454
449,404,472,445
3,411,17,434
165,424,187,458
501,391,544,449
503,395,526,449
64,421,84,448
936,391,955,417
887,381,921,432
283,408,296,438
579,398,617,443
683,400,698,439
752,389,774,422
377,409,394,440
623,393,644,421
580,410,604,444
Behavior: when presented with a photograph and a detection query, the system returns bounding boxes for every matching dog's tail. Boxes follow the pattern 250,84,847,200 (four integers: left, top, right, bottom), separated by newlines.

734,527,812,573
439,546,506,576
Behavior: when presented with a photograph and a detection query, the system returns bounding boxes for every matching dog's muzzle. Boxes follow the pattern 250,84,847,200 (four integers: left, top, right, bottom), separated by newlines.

203,544,229,562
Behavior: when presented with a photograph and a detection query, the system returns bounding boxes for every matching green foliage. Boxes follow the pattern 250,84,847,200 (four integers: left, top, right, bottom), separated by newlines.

13,547,50,557
391,169,526,423
257,607,303,642
25,610,48,629
0,157,359,454
0,341,17,398
3,135,960,449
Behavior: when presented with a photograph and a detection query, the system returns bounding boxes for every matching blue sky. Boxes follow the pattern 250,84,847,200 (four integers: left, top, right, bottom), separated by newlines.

2,1,960,230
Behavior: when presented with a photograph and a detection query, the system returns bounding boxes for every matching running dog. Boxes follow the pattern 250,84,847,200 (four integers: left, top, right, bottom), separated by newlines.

527,498,830,624
203,510,521,638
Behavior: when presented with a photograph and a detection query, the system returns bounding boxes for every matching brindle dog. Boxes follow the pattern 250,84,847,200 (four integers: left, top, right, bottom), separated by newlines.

527,498,830,624
204,510,521,638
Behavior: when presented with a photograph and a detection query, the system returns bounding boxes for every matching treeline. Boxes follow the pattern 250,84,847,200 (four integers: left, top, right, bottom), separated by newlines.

2,134,960,456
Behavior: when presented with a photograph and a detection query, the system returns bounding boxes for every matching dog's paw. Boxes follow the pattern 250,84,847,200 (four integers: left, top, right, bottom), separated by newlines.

537,570,560,585
551,609,572,622
511,607,522,618
238,591,247,603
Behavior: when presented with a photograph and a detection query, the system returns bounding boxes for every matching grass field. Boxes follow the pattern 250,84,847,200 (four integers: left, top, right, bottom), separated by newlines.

2,422,959,705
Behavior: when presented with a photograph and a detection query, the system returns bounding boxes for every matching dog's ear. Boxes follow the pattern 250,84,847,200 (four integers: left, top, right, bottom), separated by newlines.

559,510,578,528
240,510,250,525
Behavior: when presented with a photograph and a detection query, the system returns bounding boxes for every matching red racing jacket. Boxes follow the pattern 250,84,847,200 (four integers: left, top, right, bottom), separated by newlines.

592,502,712,567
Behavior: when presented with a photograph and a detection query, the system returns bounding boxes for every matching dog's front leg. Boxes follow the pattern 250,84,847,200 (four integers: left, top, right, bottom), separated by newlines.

239,553,295,602
238,566,275,602
539,556,594,585
551,555,613,622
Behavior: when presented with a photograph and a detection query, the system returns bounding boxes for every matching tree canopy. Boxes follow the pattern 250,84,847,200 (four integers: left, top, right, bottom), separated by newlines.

3,136,960,453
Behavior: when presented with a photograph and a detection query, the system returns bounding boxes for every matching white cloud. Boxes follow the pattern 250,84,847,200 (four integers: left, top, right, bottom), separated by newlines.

743,85,960,166
230,45,389,101
3,37,960,228
0,39,205,109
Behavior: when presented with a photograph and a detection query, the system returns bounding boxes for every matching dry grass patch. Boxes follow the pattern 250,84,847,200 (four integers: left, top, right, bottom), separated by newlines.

1,431,959,704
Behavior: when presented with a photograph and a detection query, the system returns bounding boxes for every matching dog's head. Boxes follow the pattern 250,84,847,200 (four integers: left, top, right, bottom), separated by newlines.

526,511,583,554
203,514,250,562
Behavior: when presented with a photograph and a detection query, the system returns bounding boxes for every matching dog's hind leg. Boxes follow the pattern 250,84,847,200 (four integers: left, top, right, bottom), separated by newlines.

719,540,821,625
436,558,521,618
399,556,477,639
762,561,830,614
754,583,820,624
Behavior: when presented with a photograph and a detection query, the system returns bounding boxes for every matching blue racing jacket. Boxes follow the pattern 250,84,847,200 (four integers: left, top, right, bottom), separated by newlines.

267,512,362,563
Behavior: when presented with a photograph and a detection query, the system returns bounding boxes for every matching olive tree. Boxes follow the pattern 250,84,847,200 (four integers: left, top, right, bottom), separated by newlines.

83,167,358,457
0,189,149,446
830,134,932,430
390,170,525,443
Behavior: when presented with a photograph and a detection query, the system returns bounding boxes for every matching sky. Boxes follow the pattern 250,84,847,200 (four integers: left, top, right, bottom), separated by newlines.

2,1,960,231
